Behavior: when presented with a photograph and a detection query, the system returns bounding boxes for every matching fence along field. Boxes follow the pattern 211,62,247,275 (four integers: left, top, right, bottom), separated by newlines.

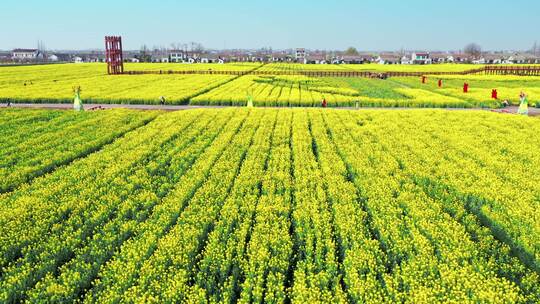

0,107,538,303
1,63,539,107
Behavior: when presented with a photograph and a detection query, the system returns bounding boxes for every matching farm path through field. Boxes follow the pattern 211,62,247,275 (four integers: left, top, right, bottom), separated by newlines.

2,103,539,116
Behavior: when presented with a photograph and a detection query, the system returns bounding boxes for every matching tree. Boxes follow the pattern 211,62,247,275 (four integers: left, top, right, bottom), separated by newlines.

464,43,482,60
137,45,152,62
193,43,204,53
344,47,359,56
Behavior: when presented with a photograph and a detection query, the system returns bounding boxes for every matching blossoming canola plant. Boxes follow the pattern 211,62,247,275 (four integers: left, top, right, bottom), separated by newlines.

0,108,538,303
0,109,157,193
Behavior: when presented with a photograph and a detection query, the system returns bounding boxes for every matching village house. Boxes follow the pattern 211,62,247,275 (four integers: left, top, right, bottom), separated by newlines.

451,53,471,63
482,54,503,64
400,55,412,65
376,54,402,65
201,54,224,64
270,52,293,62
44,53,71,62
527,55,540,64
227,51,251,62
445,55,455,63
504,53,540,64
295,48,306,63
504,54,527,64
12,49,44,61
340,55,365,64
305,53,328,64
430,53,448,64
472,57,486,64
411,52,432,64
248,53,265,63
169,50,187,63
0,51,12,62
251,51,271,63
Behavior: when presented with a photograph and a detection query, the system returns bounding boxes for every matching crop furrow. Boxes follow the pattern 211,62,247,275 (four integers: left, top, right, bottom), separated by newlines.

115,109,263,302
24,110,234,303
82,109,251,303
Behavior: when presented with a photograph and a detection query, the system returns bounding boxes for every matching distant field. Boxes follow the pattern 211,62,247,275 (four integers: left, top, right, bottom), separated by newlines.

392,76,540,106
0,64,236,104
1,63,539,107
263,63,540,72
125,62,261,72
342,63,485,72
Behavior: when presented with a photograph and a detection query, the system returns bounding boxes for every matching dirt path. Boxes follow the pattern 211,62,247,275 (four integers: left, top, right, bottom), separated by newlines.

1,103,538,116
0,103,226,111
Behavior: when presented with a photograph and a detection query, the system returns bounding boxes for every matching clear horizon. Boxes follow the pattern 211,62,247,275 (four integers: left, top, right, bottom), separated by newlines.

2,0,539,52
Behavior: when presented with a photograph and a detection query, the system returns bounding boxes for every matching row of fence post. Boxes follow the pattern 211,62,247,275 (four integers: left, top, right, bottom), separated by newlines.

123,66,540,77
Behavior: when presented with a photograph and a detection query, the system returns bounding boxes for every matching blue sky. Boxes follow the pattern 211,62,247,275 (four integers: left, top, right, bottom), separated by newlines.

1,0,539,51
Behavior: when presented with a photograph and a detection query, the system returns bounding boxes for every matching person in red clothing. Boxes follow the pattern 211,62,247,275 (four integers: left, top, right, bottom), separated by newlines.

322,98,327,108
492,89,498,99
438,79,442,87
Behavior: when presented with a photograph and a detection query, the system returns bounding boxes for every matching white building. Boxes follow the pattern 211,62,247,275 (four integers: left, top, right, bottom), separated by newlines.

295,48,306,63
169,51,187,63
401,56,412,65
12,49,43,60
472,58,486,64
411,52,432,64
375,54,401,65
48,54,58,62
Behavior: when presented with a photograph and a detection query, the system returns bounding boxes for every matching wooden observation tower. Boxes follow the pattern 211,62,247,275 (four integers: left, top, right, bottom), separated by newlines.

105,36,124,75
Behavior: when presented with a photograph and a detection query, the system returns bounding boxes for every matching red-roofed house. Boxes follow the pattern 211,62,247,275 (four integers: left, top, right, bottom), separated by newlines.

411,52,431,64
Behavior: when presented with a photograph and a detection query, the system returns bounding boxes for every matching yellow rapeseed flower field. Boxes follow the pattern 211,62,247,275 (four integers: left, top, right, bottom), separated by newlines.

2,63,539,108
0,108,538,303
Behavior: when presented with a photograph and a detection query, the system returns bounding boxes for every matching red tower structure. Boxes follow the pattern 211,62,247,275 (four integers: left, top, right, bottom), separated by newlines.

105,36,124,75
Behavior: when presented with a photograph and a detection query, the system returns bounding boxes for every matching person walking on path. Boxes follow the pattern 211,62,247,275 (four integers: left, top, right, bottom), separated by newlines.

159,96,166,106
6,100,11,107
517,91,529,115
